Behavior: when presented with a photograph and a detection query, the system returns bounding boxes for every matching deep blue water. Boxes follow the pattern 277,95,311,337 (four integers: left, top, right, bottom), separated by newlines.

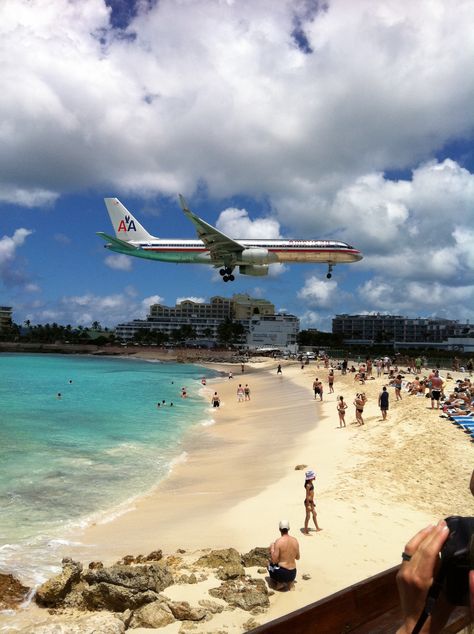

0,354,216,584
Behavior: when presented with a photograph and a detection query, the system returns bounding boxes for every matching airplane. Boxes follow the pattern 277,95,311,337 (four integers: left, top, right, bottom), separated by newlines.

97,195,363,281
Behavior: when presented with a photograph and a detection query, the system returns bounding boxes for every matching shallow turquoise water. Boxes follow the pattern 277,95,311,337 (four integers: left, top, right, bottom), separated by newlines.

0,354,216,583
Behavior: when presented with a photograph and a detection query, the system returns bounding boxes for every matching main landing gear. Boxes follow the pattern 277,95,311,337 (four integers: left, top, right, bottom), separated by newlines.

219,267,235,282
326,264,334,279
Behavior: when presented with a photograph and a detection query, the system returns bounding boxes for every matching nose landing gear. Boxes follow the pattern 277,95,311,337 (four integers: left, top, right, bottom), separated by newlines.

326,264,334,279
219,267,235,282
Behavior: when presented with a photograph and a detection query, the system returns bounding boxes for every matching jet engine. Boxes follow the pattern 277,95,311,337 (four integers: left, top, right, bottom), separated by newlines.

239,264,269,276
240,248,269,265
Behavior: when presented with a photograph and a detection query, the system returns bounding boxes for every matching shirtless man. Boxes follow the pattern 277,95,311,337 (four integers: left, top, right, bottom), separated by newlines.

430,370,444,410
268,520,300,589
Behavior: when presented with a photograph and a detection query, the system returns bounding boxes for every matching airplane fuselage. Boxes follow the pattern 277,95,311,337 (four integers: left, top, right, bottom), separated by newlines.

105,237,362,266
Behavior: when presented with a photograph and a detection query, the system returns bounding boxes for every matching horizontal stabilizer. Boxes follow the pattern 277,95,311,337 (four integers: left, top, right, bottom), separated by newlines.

96,232,139,250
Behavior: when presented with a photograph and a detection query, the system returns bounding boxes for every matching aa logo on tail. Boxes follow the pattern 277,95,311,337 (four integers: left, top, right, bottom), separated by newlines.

117,215,137,232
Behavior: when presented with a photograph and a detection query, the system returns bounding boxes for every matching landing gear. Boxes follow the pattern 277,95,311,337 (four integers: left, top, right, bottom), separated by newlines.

220,266,235,282
326,264,334,279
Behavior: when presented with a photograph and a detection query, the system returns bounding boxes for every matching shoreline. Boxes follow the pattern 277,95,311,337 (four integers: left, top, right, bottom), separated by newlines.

3,358,473,631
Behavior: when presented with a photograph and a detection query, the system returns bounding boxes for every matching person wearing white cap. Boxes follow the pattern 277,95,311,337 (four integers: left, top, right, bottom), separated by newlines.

268,519,300,589
304,469,322,534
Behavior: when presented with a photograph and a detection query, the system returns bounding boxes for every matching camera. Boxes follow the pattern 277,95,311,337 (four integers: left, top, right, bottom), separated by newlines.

440,515,474,605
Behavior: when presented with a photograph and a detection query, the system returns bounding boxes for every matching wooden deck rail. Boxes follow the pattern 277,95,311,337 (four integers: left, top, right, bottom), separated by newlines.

250,566,471,634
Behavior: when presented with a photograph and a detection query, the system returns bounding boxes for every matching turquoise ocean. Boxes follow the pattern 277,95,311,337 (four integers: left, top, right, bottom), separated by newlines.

0,354,217,586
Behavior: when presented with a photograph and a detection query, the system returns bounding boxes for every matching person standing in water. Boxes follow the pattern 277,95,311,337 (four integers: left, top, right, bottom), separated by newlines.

303,470,322,534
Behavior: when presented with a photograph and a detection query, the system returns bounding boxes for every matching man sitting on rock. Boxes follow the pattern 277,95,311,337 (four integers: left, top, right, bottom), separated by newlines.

268,520,300,590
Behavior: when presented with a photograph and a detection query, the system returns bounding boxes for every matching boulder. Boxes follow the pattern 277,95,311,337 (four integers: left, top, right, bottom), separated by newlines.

18,612,125,633
81,582,159,612
196,547,245,578
35,559,83,607
195,547,241,569
88,561,104,570
167,600,207,621
241,547,270,568
116,555,135,566
82,562,173,593
128,599,175,629
209,578,269,611
0,573,30,610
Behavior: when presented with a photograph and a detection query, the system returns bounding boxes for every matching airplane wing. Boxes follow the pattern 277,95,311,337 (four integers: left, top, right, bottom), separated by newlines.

178,195,244,261
96,232,140,250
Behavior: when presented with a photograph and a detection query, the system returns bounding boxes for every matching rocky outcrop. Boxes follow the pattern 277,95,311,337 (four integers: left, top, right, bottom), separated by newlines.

35,559,173,612
241,547,270,568
0,573,30,610
209,578,270,611
27,544,274,630
35,558,83,607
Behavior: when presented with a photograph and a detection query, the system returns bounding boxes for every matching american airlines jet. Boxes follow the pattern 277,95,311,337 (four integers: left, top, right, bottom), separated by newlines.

97,196,363,281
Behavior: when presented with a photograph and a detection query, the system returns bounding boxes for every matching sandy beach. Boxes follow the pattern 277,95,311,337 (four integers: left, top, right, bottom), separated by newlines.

5,358,473,632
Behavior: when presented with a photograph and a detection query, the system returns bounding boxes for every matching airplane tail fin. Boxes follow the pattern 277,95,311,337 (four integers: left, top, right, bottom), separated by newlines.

104,198,155,241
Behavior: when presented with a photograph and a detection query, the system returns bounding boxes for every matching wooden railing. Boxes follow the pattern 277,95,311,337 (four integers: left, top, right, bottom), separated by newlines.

250,566,471,634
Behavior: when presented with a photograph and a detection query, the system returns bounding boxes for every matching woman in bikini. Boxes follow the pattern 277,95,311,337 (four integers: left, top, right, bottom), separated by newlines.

337,395,348,428
354,393,366,426
303,470,322,534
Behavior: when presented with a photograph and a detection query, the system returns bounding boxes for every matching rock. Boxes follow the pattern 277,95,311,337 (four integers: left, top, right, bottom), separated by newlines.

167,600,207,621
196,547,241,569
196,548,245,579
177,548,186,554
18,612,125,633
146,549,163,561
177,572,198,584
257,568,267,574
82,562,173,593
209,578,269,611
216,563,245,580
128,599,175,628
302,573,311,580
88,561,104,570
294,464,308,470
35,560,83,607
61,581,89,610
0,573,30,610
115,608,133,628
198,599,224,614
241,547,270,568
81,582,160,611
135,554,147,563
117,555,135,565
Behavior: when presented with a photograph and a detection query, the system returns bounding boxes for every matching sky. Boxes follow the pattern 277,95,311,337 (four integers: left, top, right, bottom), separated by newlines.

1,0,474,331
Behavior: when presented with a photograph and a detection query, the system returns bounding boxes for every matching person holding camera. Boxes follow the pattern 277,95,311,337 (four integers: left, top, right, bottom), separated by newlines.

396,518,474,633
